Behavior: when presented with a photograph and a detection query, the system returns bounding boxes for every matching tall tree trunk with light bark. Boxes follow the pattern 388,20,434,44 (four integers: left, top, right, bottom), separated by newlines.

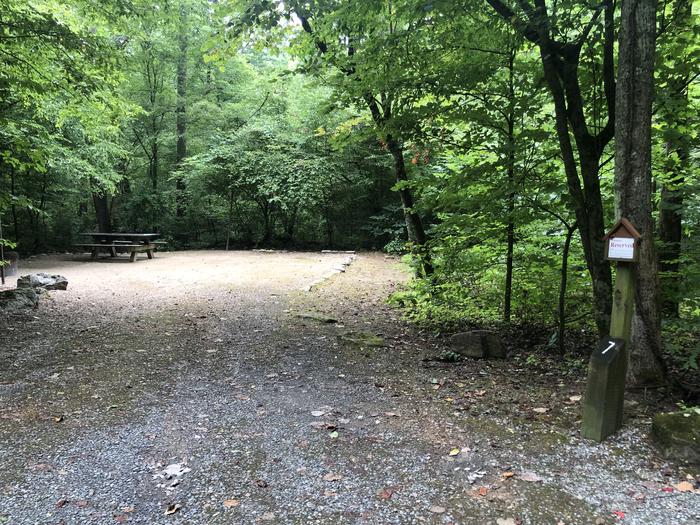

615,0,666,385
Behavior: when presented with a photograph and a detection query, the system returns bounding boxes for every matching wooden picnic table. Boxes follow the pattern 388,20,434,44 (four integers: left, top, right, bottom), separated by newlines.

74,232,163,262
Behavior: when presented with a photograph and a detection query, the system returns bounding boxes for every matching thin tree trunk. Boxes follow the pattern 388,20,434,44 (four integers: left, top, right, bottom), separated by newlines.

10,167,18,241
558,222,578,356
504,46,516,324
615,0,666,385
175,0,188,218
226,189,234,251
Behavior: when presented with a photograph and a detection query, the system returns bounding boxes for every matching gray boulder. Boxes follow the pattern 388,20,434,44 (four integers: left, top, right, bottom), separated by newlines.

0,287,39,312
651,409,700,466
448,330,507,359
17,272,68,291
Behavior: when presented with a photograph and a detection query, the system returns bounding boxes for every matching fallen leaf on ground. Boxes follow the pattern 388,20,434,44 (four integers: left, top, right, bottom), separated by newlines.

261,512,275,521
377,487,396,500
75,500,89,508
612,510,625,520
569,395,582,402
674,481,694,492
311,410,325,417
121,506,134,513
661,487,674,493
56,499,69,509
323,489,337,497
496,519,517,525
502,471,515,479
477,487,488,496
323,473,343,482
519,471,543,482
329,430,339,438
532,407,549,414
429,505,446,514
254,479,269,488
449,448,461,456
164,504,181,515
223,499,240,508
114,515,128,523
53,415,64,423
384,412,399,417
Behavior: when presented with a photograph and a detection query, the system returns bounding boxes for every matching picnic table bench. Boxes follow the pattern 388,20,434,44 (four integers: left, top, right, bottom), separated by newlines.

74,233,163,262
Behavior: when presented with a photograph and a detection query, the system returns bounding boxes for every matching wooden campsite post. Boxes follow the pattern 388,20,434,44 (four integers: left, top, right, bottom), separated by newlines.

581,218,641,442
0,219,5,285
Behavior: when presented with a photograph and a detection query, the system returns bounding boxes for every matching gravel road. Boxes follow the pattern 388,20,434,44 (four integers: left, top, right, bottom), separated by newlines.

0,251,697,524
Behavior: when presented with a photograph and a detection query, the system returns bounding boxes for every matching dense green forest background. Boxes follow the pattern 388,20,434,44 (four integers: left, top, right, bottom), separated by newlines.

1,1,698,383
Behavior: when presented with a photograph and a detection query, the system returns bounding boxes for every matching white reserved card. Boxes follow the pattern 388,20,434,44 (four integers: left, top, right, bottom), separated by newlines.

608,237,635,260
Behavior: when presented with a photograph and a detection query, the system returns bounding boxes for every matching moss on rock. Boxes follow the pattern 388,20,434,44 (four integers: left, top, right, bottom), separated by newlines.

651,409,700,466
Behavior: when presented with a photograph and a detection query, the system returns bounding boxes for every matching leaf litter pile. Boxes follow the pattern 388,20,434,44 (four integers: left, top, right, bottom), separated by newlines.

0,251,697,524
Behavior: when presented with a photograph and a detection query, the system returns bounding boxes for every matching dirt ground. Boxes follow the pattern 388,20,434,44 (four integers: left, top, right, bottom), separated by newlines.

0,250,697,524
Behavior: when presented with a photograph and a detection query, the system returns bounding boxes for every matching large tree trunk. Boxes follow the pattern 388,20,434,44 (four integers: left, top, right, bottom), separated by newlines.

386,136,433,276
538,42,613,336
175,0,188,218
615,0,666,385
386,137,427,246
486,0,615,337
93,193,112,233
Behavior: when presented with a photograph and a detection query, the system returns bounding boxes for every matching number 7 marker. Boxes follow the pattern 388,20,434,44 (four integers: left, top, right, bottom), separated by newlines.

602,340,615,354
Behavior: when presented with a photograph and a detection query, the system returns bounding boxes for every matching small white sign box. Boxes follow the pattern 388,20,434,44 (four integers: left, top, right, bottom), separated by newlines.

608,237,635,260
603,218,641,263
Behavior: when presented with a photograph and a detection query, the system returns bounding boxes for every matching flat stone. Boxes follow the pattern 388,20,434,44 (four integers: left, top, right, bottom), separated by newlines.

651,409,700,466
295,311,337,324
0,287,39,312
17,273,68,291
448,330,506,359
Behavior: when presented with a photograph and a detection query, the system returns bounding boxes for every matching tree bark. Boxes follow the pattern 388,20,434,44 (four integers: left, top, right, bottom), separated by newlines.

10,167,19,241
386,137,427,246
92,193,112,233
614,0,666,385
175,0,188,218
558,222,578,356
504,46,516,324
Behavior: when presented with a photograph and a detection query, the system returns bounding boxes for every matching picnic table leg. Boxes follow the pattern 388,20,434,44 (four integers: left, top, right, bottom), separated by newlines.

109,246,117,257
91,247,98,259
129,250,137,263
147,249,154,259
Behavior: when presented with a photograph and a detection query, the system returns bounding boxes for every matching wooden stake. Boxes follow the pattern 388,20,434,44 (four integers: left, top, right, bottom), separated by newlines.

581,262,635,441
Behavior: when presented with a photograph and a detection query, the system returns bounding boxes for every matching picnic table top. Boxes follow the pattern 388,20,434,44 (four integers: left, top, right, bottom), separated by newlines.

79,232,160,240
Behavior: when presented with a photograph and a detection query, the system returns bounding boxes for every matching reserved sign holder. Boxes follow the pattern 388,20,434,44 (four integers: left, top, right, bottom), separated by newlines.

582,218,641,441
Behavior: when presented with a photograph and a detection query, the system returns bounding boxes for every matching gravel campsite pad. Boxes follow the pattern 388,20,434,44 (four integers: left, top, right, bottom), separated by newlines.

0,251,697,524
